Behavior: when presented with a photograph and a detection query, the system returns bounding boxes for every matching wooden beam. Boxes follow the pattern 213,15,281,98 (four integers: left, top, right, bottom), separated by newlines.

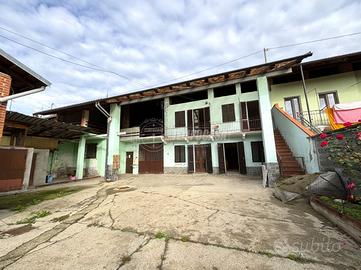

208,75,225,83
142,90,157,96
129,93,143,100
5,121,29,130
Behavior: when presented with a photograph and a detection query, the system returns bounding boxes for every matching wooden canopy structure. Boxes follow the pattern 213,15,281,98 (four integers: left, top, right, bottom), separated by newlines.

4,111,101,143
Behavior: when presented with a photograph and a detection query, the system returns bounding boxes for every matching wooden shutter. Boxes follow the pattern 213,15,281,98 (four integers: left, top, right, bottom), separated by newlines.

187,145,194,173
187,110,193,136
217,143,225,174
240,102,249,131
237,142,247,174
205,144,213,173
175,111,185,127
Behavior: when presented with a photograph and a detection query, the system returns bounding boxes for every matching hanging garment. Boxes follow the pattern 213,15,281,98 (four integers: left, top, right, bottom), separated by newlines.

332,102,361,124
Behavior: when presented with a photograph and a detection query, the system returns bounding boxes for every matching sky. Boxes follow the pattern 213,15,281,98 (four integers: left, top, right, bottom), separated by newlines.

0,0,360,115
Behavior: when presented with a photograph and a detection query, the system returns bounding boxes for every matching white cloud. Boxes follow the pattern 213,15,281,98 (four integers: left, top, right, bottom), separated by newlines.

0,0,360,114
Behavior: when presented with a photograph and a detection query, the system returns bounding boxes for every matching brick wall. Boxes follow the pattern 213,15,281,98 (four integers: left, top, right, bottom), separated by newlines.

0,72,12,139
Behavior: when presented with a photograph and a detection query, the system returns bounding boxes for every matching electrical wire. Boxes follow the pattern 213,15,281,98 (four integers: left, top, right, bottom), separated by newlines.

1,25,361,94
0,32,147,88
267,31,361,50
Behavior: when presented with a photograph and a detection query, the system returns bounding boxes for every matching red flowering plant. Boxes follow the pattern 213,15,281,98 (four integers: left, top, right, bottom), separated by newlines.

319,123,361,202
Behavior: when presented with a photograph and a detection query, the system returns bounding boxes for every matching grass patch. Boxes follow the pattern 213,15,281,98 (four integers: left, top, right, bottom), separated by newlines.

121,255,131,264
258,251,274,258
287,253,307,263
0,186,87,212
319,196,361,221
16,210,51,224
180,235,189,242
51,214,69,222
155,231,169,240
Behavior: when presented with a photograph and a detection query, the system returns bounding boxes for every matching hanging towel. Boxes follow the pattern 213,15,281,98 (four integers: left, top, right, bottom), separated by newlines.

333,105,361,124
325,108,344,130
334,101,361,110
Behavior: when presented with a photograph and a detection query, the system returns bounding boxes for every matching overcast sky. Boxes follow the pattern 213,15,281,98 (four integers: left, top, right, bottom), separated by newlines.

0,0,360,114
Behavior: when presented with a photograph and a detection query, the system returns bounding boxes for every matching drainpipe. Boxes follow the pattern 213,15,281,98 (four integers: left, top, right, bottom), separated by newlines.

0,86,45,103
95,102,112,181
299,64,312,125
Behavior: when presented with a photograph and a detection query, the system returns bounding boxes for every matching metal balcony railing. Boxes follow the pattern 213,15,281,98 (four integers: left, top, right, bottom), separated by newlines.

119,120,262,141
298,110,329,126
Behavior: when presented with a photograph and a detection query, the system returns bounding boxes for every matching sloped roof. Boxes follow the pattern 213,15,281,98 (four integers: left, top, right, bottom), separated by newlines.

5,111,101,139
36,52,312,115
0,48,50,93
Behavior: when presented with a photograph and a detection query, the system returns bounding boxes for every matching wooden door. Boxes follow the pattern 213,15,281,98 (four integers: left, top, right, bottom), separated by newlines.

125,152,133,174
139,144,164,174
0,149,27,192
217,143,225,174
187,145,194,173
194,145,206,173
237,142,247,174
205,144,213,173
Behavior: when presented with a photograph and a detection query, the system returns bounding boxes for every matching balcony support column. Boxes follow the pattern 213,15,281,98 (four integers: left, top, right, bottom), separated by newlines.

107,103,121,180
257,76,279,186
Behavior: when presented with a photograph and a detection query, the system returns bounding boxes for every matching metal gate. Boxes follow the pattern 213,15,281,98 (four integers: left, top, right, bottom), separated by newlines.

139,143,163,174
0,149,27,192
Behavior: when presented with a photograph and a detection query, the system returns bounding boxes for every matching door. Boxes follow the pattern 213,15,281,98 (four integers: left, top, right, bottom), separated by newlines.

237,142,247,174
125,152,133,174
187,145,194,173
139,143,164,174
0,149,27,192
218,143,225,174
195,145,206,173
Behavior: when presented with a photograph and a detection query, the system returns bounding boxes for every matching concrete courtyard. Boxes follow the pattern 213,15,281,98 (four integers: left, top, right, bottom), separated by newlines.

0,174,360,269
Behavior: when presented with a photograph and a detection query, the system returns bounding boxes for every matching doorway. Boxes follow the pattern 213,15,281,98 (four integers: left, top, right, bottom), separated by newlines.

139,143,164,174
218,142,246,174
187,144,212,173
125,152,133,174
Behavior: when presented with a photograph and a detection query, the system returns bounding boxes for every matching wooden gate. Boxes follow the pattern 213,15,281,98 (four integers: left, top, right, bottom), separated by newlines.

139,143,164,174
0,149,27,192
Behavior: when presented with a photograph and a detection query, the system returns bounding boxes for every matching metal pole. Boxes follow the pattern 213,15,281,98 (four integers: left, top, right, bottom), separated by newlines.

263,48,268,63
300,64,312,125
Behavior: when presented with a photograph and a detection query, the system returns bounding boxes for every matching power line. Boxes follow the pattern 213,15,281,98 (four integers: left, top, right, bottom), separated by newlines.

0,32,147,88
1,25,361,94
267,31,361,50
144,50,263,89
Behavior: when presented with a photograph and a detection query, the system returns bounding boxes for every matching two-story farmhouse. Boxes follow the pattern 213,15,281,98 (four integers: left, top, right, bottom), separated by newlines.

36,52,313,186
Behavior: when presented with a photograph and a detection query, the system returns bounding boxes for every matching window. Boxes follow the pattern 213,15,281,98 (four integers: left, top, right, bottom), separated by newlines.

174,145,185,163
240,101,261,131
85,143,97,159
319,92,339,110
175,111,185,127
284,96,301,119
187,107,210,136
222,104,236,122
251,141,265,163
170,90,208,105
241,80,257,93
213,84,236,97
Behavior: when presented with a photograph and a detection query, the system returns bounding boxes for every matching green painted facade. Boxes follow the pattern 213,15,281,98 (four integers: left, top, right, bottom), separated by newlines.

270,70,361,111
117,78,277,176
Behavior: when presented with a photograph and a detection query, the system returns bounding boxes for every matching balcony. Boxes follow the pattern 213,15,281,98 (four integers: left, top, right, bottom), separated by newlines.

297,110,329,133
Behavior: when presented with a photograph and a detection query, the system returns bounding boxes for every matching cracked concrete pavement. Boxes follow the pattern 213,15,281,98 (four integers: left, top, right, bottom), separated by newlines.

0,174,360,269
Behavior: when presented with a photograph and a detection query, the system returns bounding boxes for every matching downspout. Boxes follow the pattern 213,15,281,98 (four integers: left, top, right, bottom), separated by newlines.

299,64,312,125
0,86,45,103
95,102,112,181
